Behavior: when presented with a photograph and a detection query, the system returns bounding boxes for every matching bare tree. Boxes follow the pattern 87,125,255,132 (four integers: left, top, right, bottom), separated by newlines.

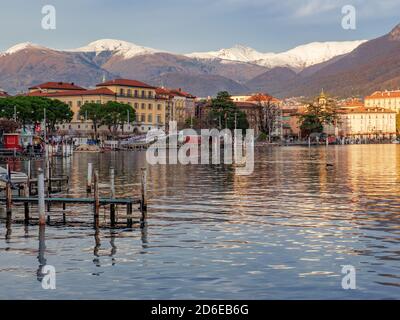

252,95,281,142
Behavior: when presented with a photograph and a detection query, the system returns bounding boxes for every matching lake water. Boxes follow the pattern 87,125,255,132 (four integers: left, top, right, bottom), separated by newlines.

0,145,400,299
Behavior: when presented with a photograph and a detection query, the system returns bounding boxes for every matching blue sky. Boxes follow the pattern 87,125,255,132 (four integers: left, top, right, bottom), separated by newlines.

0,0,399,53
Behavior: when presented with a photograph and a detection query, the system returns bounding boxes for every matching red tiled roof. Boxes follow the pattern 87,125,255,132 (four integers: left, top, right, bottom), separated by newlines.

169,88,196,98
338,106,396,114
96,79,155,89
341,99,364,108
25,88,115,97
29,82,85,91
365,90,400,99
246,93,280,103
0,91,9,97
156,87,196,99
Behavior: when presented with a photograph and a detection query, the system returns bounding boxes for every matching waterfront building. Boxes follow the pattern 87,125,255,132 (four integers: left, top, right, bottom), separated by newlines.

322,97,396,138
155,87,196,128
24,79,196,135
336,104,397,138
28,82,85,94
365,90,400,113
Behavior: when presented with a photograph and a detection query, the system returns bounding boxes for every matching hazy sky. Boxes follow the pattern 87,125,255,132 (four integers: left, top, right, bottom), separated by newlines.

0,0,399,53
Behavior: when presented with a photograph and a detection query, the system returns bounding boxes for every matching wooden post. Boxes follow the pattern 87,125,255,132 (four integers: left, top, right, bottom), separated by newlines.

110,167,116,227
62,202,66,224
93,170,100,228
38,169,46,226
47,159,51,211
24,182,30,223
140,167,148,225
87,163,93,193
127,202,133,227
5,180,12,216
27,160,32,195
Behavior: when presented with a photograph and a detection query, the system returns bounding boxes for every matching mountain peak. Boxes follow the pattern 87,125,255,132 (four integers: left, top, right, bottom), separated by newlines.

389,23,400,40
72,39,161,59
1,42,48,56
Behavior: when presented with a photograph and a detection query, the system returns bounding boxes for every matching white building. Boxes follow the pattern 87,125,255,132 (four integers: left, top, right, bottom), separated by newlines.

365,90,400,113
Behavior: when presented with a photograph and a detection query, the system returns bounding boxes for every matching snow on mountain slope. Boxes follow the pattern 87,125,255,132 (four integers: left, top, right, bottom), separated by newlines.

0,39,366,71
71,39,162,59
187,44,267,62
0,42,51,56
187,40,367,70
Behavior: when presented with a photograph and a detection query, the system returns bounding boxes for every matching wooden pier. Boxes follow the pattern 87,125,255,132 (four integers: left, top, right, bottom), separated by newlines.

0,164,148,229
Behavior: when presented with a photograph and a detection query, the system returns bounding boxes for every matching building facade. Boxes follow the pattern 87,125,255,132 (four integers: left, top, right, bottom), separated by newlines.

365,90,400,113
24,79,196,135
26,79,172,134
336,105,397,138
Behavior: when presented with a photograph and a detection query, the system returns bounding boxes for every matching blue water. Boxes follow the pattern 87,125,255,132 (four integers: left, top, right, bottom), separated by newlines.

0,145,400,299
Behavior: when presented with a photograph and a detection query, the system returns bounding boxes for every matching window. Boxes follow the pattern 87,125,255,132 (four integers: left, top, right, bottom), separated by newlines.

141,90,145,98
141,114,145,122
148,114,152,122
127,89,132,97
157,115,162,124
148,91,153,98
68,101,73,107
134,103,138,109
157,104,162,111
120,89,125,96
148,104,152,110
134,90,138,97
141,103,145,109
96,100,101,104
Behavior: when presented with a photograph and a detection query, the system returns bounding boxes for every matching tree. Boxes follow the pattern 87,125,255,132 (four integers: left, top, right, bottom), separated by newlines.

101,101,136,138
299,96,339,138
208,91,248,130
0,96,73,133
252,94,281,142
79,103,106,138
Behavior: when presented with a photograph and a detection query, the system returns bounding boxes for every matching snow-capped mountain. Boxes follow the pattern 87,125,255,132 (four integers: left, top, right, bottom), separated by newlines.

186,40,367,70
186,45,267,63
71,39,163,59
0,42,51,56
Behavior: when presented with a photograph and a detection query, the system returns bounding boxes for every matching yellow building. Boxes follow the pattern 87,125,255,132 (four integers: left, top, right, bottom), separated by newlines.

27,79,169,134
365,90,400,113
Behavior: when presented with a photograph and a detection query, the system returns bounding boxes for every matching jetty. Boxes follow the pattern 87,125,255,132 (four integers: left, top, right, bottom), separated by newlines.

0,163,148,229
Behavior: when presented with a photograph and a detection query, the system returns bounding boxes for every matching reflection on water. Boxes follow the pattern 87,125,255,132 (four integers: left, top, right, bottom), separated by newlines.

0,145,400,299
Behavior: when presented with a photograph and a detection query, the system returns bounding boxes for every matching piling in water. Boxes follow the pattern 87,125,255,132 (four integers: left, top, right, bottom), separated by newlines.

87,163,93,193
38,169,46,226
140,168,148,226
93,170,100,228
110,167,116,227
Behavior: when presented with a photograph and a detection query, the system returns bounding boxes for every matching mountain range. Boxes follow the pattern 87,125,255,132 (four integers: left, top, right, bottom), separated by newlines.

0,23,399,98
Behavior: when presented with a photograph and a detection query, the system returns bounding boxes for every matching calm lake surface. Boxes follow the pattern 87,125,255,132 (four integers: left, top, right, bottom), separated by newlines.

0,145,400,299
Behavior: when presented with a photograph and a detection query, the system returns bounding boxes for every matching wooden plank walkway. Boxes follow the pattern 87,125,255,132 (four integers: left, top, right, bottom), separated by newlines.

0,196,141,205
